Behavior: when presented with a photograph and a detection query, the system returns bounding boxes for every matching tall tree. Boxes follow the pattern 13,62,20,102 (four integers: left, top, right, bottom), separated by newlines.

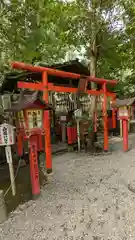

58,0,123,142
0,0,135,98
0,0,71,71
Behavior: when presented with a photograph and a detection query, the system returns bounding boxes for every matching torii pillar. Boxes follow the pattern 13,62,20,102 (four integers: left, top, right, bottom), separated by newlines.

42,71,52,174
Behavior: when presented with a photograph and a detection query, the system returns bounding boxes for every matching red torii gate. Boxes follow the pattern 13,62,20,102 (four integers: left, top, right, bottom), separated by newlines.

12,61,117,173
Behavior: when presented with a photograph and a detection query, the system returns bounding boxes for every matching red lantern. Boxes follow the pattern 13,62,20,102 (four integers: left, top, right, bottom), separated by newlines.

118,106,129,120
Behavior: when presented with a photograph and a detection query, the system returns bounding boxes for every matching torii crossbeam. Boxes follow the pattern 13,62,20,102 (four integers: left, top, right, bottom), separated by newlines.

12,61,117,172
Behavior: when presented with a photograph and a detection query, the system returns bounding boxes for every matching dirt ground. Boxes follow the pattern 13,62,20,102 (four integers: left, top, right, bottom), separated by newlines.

1,136,135,239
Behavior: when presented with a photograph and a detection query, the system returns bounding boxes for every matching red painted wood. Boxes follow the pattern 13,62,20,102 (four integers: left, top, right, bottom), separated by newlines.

102,83,108,151
42,72,49,102
29,135,40,197
18,81,116,97
18,81,43,91
108,117,113,130
12,61,117,85
17,133,23,157
44,110,52,173
123,119,128,152
88,76,117,85
12,62,80,79
67,127,77,144
94,111,97,133
42,72,52,174
48,83,116,97
38,135,43,152
112,97,116,129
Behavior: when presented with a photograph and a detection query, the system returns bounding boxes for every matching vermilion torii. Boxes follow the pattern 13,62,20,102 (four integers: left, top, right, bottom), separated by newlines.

12,61,117,170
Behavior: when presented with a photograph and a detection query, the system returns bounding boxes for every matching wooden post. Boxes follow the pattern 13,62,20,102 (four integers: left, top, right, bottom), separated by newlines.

128,107,130,132
112,98,116,129
61,123,66,142
102,83,108,152
76,119,80,151
94,111,97,133
122,119,128,152
5,146,16,196
120,120,123,137
17,132,23,157
128,120,130,132
0,190,7,223
42,71,52,174
29,135,40,198
38,135,43,152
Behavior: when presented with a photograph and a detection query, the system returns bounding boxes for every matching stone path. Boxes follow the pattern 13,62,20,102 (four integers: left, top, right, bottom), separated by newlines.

1,137,135,239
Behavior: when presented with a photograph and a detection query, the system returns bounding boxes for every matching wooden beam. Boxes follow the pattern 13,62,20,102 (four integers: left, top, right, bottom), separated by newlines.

18,81,116,98
48,83,116,97
13,62,80,80
12,61,117,85
18,81,43,91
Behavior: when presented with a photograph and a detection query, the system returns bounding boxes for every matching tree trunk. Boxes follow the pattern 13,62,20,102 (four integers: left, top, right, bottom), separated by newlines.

90,37,97,110
88,0,99,149
88,42,98,148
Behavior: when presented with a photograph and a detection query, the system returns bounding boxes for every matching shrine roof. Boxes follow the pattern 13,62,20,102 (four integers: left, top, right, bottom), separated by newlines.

112,97,135,107
5,91,53,112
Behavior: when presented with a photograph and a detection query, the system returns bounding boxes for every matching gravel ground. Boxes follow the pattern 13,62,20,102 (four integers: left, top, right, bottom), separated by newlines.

1,146,135,240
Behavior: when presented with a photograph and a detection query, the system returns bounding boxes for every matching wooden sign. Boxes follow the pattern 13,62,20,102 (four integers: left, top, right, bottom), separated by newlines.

0,123,15,146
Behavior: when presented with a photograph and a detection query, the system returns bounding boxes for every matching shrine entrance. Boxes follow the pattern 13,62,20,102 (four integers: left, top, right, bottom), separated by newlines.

11,61,117,172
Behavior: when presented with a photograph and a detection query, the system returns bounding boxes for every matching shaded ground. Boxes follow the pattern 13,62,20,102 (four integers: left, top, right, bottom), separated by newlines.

0,163,48,213
0,142,67,213
1,135,135,239
0,164,31,213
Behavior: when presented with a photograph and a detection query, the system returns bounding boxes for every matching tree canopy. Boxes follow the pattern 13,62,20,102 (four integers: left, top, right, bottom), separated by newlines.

0,0,135,97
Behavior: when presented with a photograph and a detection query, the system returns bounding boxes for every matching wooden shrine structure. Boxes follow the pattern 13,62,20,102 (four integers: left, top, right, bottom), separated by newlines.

10,61,117,172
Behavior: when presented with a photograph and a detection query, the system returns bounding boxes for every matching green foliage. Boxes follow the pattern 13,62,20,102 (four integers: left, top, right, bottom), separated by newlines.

0,0,70,69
